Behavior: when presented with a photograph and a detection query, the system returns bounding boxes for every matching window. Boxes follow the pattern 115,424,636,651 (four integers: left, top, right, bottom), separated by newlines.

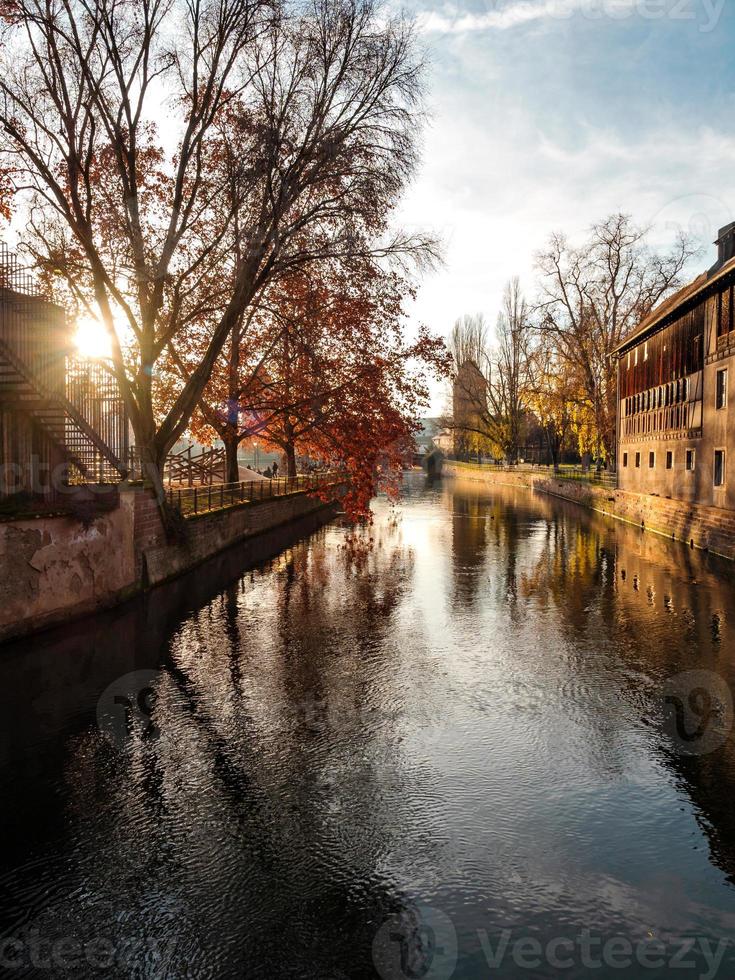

716,368,728,410
635,452,641,468
714,450,726,488
644,341,649,361
649,451,655,468
718,285,733,338
635,347,639,366
686,449,695,472
692,334,703,370
666,451,673,470
627,351,631,370
623,452,628,468
682,378,687,401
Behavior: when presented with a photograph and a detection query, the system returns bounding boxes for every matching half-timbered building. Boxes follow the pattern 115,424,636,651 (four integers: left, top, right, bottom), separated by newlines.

615,222,735,510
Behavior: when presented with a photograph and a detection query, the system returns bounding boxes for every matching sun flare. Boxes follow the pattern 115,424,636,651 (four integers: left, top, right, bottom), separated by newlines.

73,316,112,360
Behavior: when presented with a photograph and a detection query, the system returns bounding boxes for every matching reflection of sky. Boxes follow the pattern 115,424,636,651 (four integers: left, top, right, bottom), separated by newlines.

377,477,735,973
395,0,735,408
6,476,735,977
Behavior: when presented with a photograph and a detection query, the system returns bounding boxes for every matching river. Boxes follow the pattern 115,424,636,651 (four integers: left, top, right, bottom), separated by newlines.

2,472,735,978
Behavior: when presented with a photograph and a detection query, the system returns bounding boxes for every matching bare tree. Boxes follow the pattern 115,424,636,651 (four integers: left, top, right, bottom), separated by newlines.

448,279,534,462
493,278,534,462
0,0,434,521
535,213,695,466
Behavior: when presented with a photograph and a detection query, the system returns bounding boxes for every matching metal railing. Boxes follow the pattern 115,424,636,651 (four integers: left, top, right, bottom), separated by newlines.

446,457,617,489
165,471,344,517
550,466,617,490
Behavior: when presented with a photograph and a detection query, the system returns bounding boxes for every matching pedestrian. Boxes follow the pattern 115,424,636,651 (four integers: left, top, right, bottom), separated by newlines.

272,460,279,478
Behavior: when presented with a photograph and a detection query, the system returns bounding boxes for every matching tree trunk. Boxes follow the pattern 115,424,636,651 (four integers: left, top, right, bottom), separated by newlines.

284,442,297,478
138,441,177,538
224,435,240,484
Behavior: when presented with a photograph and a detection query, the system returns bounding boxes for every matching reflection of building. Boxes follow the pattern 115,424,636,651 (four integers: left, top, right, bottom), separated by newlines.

615,223,735,509
0,246,128,497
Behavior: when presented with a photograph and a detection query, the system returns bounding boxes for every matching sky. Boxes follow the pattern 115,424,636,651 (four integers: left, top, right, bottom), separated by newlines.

394,0,735,411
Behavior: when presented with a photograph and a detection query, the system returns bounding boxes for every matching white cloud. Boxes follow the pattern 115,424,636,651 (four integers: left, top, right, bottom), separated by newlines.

400,109,735,410
397,0,735,411
417,0,638,34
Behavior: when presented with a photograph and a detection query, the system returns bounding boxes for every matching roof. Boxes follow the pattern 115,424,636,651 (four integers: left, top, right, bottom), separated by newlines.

613,253,735,355
414,417,441,448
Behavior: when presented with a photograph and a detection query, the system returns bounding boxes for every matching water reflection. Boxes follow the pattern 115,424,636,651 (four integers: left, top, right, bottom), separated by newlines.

2,475,735,977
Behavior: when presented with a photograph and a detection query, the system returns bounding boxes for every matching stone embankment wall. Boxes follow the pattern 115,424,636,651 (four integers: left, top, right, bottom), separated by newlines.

443,461,735,562
0,485,342,642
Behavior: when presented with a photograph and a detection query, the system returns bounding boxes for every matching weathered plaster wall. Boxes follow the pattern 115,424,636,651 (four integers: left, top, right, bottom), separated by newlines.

443,462,735,562
0,493,136,640
0,485,342,642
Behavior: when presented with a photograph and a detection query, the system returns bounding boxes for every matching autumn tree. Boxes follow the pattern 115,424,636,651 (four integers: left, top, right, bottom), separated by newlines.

526,342,576,469
180,259,449,514
535,214,695,466
0,0,433,521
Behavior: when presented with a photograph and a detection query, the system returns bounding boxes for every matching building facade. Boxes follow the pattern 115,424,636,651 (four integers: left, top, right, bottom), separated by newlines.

616,222,735,511
452,359,488,457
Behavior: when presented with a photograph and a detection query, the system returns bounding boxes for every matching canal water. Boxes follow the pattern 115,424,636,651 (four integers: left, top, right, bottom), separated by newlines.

2,472,735,979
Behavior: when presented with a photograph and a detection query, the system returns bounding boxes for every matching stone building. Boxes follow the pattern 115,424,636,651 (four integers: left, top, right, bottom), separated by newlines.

452,359,487,457
615,222,735,510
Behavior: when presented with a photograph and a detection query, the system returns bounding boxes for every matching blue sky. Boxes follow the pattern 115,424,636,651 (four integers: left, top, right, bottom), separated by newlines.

396,0,735,407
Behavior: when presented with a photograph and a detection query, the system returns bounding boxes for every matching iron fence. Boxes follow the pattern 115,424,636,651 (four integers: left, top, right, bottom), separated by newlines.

166,471,344,517
446,457,617,490
550,466,617,490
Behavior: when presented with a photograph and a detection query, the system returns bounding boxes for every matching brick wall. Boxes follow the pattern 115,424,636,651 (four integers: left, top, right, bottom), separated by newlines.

130,485,344,588
443,461,735,562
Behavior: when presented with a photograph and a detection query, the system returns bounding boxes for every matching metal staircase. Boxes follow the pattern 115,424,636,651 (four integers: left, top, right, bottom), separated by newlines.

0,334,128,482
0,245,129,487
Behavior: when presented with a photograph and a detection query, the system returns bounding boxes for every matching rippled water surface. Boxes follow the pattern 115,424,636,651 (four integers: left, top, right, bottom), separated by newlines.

3,473,735,978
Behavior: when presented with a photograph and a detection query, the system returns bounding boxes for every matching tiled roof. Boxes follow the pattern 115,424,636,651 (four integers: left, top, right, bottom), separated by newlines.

614,255,735,354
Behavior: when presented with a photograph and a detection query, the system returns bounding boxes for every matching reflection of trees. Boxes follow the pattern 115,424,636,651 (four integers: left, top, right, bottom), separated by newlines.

445,475,735,888
448,488,487,607
510,486,735,887
0,511,437,978
447,482,549,622
7,475,735,973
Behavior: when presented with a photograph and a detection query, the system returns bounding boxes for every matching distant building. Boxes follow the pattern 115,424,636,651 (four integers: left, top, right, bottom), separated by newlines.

432,428,453,453
615,222,735,510
414,418,441,453
453,360,487,457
